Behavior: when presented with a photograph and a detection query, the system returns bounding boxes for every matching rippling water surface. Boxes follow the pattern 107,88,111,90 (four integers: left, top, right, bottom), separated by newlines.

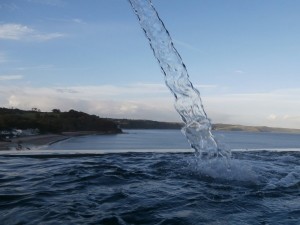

1,130,300,224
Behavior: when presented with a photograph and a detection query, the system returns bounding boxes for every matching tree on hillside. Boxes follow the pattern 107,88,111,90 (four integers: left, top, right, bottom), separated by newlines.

52,109,61,113
31,108,41,112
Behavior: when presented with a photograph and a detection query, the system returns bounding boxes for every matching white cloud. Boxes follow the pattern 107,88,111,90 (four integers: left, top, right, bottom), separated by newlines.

194,84,218,89
16,64,55,71
26,0,65,7
204,89,300,128
8,95,20,107
72,18,86,24
234,70,245,74
53,83,169,100
0,75,23,81
0,24,33,40
33,33,65,41
45,18,87,26
0,23,65,41
0,84,177,122
267,114,277,120
51,85,170,120
282,115,300,122
0,3,18,11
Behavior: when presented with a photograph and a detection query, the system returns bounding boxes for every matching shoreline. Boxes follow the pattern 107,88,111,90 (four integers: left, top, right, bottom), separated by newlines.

0,131,117,151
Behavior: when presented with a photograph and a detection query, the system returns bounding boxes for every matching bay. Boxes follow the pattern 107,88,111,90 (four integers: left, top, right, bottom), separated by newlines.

45,129,300,151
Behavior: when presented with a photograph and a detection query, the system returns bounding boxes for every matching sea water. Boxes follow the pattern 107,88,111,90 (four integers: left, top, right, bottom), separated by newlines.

0,130,300,224
44,129,300,151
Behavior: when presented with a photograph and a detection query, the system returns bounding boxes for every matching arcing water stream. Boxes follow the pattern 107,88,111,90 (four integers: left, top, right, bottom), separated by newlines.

128,0,230,159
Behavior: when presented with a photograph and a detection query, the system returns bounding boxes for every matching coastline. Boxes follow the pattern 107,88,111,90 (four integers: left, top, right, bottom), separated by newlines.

0,131,114,151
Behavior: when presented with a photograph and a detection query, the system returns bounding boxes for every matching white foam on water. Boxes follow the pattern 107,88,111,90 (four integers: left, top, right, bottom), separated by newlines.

186,151,300,187
187,157,266,184
265,165,300,189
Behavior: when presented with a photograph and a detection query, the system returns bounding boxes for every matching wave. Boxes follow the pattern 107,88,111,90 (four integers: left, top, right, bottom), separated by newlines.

1,149,299,224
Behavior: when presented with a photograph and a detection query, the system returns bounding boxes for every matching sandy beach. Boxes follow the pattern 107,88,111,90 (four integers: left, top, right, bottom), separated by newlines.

0,131,102,150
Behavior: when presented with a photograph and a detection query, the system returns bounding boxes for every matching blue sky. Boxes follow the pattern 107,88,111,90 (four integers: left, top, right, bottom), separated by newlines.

1,0,300,128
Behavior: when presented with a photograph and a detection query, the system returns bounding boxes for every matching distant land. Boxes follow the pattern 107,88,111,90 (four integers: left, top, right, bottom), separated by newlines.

111,118,182,130
1,108,300,136
112,118,300,134
212,123,300,134
0,107,122,136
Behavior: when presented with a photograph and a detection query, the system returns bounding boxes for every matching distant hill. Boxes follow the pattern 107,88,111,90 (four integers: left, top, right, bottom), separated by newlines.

112,118,300,134
111,119,182,129
0,108,122,134
212,123,300,134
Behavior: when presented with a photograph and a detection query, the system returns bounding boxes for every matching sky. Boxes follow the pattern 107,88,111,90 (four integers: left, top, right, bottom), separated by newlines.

1,0,300,128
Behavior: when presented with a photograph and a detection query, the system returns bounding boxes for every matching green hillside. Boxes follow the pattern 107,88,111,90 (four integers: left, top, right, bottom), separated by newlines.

0,108,122,134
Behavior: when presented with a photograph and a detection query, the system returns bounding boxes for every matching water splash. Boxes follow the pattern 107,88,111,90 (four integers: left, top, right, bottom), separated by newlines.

128,0,230,159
